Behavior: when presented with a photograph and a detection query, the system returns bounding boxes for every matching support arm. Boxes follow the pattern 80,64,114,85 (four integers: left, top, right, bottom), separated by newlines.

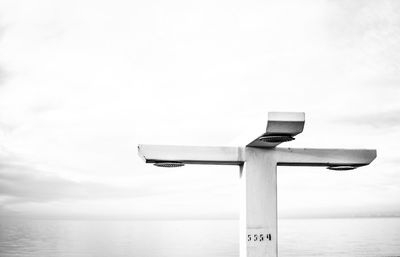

138,144,245,165
274,147,377,167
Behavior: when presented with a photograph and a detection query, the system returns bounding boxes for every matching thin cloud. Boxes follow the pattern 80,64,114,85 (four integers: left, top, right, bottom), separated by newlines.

326,1,400,76
386,157,400,166
0,156,152,204
0,67,5,86
363,74,400,88
0,205,18,217
0,22,7,86
337,110,400,128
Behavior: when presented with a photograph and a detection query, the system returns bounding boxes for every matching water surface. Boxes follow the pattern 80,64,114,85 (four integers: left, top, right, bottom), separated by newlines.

0,218,399,257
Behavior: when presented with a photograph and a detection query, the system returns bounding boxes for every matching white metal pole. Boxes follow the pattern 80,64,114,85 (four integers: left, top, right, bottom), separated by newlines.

241,147,278,257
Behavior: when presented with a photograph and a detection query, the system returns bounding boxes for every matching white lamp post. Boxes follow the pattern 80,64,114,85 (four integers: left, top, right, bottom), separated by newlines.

138,112,376,257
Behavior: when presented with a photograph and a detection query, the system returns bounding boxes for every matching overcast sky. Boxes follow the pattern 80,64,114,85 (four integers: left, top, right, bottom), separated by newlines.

0,0,399,219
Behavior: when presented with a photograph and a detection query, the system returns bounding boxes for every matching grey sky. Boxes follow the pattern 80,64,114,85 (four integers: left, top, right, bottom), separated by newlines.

0,0,399,219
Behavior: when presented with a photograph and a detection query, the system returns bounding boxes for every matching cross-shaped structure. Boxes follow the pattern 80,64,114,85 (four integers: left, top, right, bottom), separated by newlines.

138,112,376,257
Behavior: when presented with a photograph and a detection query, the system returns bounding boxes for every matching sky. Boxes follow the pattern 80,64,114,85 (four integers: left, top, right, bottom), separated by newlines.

0,0,399,219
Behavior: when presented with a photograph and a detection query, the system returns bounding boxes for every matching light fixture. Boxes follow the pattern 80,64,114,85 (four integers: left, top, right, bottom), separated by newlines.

154,161,185,168
327,165,357,171
258,134,294,143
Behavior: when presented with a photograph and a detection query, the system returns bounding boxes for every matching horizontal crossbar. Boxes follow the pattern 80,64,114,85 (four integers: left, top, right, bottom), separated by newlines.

138,145,376,167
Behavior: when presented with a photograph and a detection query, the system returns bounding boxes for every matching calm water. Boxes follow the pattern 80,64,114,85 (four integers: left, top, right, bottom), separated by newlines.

0,218,399,257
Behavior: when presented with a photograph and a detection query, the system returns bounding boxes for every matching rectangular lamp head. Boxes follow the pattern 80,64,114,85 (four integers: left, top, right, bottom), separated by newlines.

247,112,305,148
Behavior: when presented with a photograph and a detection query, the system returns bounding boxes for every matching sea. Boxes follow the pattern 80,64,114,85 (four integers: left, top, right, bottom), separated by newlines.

0,217,399,257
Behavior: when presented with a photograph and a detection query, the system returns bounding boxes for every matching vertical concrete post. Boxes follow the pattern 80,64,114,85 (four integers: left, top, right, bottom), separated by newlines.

240,147,277,257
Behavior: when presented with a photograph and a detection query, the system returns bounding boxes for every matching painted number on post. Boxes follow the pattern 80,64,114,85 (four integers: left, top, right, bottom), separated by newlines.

246,228,272,246
247,233,271,242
